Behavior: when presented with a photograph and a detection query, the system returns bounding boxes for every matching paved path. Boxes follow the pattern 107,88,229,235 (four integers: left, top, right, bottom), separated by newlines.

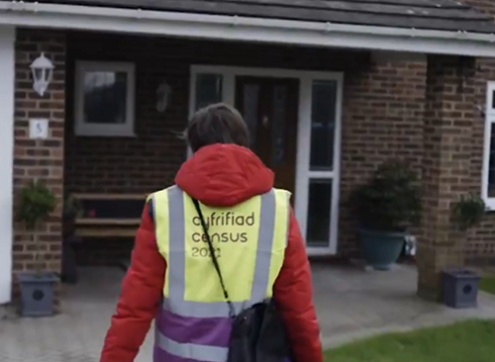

1,264,495,361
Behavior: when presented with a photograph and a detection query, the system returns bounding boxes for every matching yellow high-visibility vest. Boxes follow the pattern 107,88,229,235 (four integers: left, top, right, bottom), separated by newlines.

149,185,290,362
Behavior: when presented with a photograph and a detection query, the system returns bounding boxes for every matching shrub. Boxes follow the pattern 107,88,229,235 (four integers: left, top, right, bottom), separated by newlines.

452,193,486,231
17,180,57,274
354,161,421,232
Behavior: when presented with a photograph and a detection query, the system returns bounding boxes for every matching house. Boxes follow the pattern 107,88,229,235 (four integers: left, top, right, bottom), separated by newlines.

1,0,495,306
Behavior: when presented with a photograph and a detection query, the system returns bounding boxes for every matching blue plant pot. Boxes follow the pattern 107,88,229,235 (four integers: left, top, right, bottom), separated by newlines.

359,229,406,270
18,272,59,317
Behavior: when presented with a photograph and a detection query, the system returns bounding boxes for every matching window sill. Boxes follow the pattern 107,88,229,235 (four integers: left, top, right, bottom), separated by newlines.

482,197,495,212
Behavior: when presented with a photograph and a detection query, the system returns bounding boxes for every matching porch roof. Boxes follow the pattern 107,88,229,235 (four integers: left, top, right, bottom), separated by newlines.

32,0,495,34
3,0,495,57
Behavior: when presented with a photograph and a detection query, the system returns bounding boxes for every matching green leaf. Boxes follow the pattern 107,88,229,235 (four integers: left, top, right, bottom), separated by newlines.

352,160,421,231
17,180,57,230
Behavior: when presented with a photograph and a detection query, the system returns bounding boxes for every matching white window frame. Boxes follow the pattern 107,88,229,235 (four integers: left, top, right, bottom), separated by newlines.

482,82,495,209
188,65,343,255
74,61,136,137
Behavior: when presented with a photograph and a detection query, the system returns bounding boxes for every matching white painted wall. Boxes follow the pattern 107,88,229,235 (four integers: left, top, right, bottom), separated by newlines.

0,26,15,304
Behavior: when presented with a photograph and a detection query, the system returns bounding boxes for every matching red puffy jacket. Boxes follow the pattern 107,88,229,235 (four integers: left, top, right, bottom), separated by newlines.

100,144,322,362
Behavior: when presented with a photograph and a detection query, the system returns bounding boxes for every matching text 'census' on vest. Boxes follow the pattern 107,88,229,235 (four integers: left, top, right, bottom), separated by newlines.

191,212,256,257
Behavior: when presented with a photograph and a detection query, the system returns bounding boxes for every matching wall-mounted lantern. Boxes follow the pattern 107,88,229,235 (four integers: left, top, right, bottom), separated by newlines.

30,52,54,97
156,80,172,113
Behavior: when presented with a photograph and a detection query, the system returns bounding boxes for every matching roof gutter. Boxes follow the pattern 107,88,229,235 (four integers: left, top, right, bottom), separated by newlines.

1,1,495,57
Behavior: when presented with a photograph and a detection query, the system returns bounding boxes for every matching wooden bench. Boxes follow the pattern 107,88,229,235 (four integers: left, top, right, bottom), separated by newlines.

73,193,149,271
73,193,147,236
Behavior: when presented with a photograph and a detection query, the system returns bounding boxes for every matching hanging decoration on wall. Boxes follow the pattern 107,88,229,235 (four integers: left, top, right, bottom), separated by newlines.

30,52,54,97
156,80,172,113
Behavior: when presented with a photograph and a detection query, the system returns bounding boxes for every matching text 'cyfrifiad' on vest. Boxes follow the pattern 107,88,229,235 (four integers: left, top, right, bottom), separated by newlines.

192,212,255,227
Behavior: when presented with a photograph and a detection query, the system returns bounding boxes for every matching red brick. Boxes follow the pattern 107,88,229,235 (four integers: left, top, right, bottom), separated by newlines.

12,29,65,306
14,15,495,276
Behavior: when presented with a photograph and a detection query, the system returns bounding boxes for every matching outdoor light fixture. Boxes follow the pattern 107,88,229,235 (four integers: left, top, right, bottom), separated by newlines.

30,52,54,96
156,80,172,113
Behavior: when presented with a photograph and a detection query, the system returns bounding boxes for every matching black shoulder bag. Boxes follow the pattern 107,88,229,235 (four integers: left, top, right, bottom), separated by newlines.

192,198,291,362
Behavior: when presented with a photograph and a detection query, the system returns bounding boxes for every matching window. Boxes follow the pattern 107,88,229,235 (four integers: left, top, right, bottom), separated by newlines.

306,179,333,246
310,81,336,171
74,61,135,137
194,73,223,111
304,80,338,248
188,72,224,157
483,81,495,209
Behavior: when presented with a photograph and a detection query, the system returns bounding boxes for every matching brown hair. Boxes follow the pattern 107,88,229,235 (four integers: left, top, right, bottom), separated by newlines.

186,103,249,153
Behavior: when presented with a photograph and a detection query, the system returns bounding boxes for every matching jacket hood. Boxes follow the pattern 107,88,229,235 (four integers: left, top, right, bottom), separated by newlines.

175,144,274,207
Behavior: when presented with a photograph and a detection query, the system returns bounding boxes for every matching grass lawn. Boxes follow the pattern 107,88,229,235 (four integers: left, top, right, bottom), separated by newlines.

480,276,495,295
325,320,495,362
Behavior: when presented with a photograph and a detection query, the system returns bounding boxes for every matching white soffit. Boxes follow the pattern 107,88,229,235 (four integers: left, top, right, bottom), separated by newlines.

1,2,495,57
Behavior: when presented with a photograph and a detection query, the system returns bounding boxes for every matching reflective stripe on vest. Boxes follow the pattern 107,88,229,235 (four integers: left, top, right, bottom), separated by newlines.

156,331,228,362
151,185,290,362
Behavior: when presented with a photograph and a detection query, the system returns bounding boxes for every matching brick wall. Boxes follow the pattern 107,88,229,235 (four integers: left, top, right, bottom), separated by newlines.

417,55,477,300
64,32,431,261
9,3,495,305
458,0,495,264
64,32,368,193
339,54,426,254
13,29,66,298
64,32,372,262
464,56,495,264
60,28,495,264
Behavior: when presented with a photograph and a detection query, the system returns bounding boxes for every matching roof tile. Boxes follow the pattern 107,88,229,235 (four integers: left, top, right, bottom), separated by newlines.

29,0,495,33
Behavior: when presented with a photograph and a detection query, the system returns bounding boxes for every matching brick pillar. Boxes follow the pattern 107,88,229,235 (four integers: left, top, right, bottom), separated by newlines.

12,29,66,305
417,55,475,301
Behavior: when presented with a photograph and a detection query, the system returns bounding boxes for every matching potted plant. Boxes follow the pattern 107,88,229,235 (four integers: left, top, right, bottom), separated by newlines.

16,180,58,317
451,193,486,231
354,161,421,270
442,193,486,308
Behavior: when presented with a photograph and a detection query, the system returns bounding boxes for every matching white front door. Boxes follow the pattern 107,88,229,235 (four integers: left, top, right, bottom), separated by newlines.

189,66,343,256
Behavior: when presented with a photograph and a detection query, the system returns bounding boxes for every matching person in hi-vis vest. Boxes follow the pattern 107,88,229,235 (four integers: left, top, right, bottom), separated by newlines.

100,103,322,362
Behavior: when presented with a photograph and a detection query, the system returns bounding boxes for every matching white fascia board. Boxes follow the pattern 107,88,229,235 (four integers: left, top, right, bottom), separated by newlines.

2,1,495,57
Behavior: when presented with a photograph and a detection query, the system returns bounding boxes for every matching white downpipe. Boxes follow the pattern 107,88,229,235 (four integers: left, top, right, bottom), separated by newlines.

0,25,15,305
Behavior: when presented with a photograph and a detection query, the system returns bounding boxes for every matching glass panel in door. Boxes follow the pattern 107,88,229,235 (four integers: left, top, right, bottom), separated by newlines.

235,76,299,199
242,83,260,148
305,80,338,249
310,80,336,171
271,85,287,166
306,179,332,247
